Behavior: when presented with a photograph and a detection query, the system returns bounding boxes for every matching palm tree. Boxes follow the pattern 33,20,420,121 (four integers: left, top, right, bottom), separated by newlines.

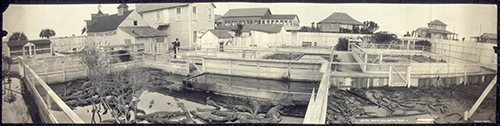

8,32,28,41
39,29,56,39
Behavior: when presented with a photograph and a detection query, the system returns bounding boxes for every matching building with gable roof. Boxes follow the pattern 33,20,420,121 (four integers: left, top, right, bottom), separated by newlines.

3,39,52,58
414,19,458,40
199,30,233,48
84,3,169,54
218,8,300,30
317,12,363,32
136,3,216,50
471,33,497,44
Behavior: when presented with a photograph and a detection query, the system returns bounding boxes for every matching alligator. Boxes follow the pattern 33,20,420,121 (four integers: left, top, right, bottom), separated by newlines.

264,105,283,123
248,98,261,116
223,105,253,114
190,110,235,123
206,97,222,110
135,111,186,121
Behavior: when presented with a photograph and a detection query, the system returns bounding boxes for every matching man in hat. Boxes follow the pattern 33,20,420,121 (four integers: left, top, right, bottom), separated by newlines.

172,38,180,59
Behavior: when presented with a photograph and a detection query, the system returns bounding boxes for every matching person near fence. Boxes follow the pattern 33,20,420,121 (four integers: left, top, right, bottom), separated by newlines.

172,38,180,59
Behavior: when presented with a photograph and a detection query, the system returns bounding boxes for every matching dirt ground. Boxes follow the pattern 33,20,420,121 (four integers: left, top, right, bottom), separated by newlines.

327,80,496,124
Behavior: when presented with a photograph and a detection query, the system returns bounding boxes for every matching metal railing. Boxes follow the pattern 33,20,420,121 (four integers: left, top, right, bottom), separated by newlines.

18,56,84,123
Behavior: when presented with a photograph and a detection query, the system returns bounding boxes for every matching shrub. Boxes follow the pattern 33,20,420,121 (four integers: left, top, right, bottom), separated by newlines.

335,38,349,51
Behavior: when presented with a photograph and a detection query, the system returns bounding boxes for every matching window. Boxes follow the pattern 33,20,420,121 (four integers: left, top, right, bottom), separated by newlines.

176,8,182,20
208,8,212,20
156,10,162,22
125,39,132,44
193,6,197,20
133,21,137,26
156,38,164,42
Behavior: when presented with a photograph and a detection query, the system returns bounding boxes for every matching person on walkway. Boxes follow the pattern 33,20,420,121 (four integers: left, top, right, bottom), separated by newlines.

172,38,180,59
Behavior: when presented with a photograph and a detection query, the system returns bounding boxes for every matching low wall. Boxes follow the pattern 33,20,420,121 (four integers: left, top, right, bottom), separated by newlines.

329,73,496,89
411,63,481,74
203,57,323,81
183,78,311,104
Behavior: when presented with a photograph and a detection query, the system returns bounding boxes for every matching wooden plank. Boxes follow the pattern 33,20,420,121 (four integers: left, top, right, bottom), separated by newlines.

23,63,84,123
466,75,496,120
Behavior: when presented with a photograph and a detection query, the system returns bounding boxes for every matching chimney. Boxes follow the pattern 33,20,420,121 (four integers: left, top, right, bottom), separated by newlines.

117,3,129,16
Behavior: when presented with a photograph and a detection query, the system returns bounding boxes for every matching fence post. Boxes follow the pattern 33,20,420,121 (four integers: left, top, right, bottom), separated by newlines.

364,54,368,72
257,60,260,77
464,65,467,85
388,65,392,86
62,60,66,82
19,61,24,77
228,59,232,75
202,58,206,73
406,65,411,88
186,60,190,75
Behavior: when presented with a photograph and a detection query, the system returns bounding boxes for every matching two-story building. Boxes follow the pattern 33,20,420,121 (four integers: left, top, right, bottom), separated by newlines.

84,3,169,54
218,8,300,31
414,19,458,40
317,12,363,33
136,3,216,50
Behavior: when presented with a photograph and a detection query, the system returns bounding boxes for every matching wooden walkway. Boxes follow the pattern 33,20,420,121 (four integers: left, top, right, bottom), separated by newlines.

303,62,331,124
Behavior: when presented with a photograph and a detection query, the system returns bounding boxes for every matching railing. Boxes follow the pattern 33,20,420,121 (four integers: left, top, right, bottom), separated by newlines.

18,56,85,123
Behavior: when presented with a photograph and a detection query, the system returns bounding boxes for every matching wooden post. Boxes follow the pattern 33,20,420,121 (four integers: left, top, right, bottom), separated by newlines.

364,54,368,72
464,65,467,85
186,60,190,75
288,62,292,79
388,65,392,86
228,59,232,75
406,66,411,88
466,76,496,120
379,54,383,64
257,60,260,77
62,61,66,82
202,58,206,73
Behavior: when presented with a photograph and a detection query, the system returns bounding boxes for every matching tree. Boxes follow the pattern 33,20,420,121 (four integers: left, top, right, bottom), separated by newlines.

1,30,8,38
372,31,400,49
8,32,28,41
334,37,349,51
404,31,411,37
81,27,86,35
39,29,56,39
360,21,379,34
234,24,244,37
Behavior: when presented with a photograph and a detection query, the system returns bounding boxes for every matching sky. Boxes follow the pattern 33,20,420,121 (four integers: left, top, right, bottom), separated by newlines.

2,3,496,41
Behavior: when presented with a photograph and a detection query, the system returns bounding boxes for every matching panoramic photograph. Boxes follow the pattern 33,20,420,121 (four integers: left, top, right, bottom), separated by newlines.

2,2,497,124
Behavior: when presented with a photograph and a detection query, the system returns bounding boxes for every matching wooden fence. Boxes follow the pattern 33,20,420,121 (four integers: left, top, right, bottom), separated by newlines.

202,57,324,81
18,56,84,123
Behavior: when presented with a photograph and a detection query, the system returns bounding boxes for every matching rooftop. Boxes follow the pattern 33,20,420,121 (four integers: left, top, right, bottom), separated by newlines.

86,10,133,32
7,39,51,47
318,12,362,25
206,30,233,39
218,24,284,33
427,20,447,26
222,8,271,17
119,26,169,38
481,33,497,39
417,27,456,34
136,3,189,13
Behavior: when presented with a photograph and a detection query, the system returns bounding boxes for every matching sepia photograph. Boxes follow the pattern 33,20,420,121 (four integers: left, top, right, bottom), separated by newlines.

1,1,497,124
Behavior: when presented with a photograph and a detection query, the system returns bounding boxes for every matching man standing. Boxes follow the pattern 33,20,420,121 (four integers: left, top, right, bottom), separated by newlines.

172,38,180,59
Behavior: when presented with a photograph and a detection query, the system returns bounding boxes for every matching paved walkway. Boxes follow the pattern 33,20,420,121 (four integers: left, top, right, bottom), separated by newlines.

2,77,33,123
